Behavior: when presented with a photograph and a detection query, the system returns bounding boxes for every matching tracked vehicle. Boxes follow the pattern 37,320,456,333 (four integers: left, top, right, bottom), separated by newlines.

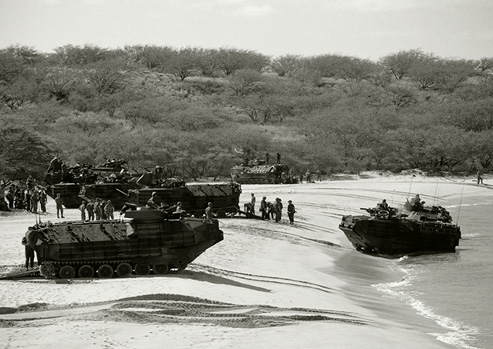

128,182,242,218
231,163,296,184
24,210,223,279
339,200,461,256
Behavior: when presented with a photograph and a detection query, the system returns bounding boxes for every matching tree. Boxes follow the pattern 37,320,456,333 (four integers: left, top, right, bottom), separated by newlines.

0,125,53,180
213,48,269,75
475,57,493,73
84,61,126,95
166,47,200,81
228,69,262,96
5,45,43,65
270,55,304,77
380,49,427,80
0,76,38,110
52,44,109,66
336,57,376,82
38,66,78,101
0,50,25,84
406,55,475,91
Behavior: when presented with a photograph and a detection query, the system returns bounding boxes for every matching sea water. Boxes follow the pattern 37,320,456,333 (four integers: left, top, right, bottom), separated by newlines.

374,196,493,349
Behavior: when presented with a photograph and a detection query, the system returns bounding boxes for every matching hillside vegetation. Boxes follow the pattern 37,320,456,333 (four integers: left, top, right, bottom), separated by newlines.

1,44,493,181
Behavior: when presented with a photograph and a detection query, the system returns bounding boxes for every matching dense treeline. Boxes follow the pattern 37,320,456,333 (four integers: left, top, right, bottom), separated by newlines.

1,44,493,181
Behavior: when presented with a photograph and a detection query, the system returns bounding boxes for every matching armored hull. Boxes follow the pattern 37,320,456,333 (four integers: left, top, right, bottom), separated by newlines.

49,183,83,208
231,164,295,184
80,182,139,209
129,182,241,217
339,214,461,256
25,210,223,279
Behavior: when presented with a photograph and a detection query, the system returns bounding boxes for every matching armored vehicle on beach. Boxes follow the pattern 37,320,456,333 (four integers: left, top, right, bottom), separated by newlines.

231,163,295,184
45,159,139,209
24,209,223,279
128,181,242,218
339,199,461,256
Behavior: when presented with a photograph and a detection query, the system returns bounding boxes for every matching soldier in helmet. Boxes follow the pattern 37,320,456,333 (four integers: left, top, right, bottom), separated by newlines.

147,192,160,209
205,202,213,222
55,193,64,218
104,200,115,220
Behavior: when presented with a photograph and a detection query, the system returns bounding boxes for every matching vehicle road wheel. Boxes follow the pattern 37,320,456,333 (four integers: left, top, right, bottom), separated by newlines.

97,264,114,279
153,264,168,275
78,265,94,278
216,210,226,218
134,264,150,275
40,263,56,279
116,263,133,277
59,265,76,279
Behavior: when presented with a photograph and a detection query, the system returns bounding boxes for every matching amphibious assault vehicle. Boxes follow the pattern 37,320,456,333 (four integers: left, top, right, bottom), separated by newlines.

45,159,139,209
24,209,223,279
339,200,461,256
128,182,242,218
231,163,295,184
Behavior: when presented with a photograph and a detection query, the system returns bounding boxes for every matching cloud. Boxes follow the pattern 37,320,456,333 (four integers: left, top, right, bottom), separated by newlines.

237,4,273,16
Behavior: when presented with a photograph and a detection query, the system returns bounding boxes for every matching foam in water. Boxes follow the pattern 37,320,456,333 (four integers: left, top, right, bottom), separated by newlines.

373,266,480,349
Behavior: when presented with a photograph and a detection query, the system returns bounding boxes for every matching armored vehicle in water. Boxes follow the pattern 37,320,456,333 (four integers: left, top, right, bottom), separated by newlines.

24,209,223,279
339,198,461,256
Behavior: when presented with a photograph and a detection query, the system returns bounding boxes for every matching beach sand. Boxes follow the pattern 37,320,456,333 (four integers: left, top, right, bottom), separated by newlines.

1,173,483,348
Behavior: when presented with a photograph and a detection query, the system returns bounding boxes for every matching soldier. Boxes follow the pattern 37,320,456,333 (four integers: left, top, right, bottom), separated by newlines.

260,196,268,220
55,194,64,218
6,184,15,209
0,179,10,211
48,154,62,173
30,190,39,213
26,175,34,190
14,187,24,209
377,199,389,211
250,193,256,214
287,200,296,224
477,170,483,185
24,189,31,212
94,199,102,220
79,201,87,221
175,201,185,214
274,198,283,223
39,189,47,213
22,236,35,270
205,202,213,222
86,200,95,221
147,192,160,209
105,200,115,220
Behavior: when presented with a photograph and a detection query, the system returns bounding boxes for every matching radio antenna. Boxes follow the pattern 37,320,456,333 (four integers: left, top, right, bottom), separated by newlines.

456,184,465,225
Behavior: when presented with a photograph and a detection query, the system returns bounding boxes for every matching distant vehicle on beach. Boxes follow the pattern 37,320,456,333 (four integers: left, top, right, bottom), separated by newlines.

338,197,461,256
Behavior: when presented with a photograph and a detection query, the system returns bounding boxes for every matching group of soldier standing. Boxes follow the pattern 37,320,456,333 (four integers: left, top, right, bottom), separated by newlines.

246,193,297,224
78,198,115,221
0,177,48,214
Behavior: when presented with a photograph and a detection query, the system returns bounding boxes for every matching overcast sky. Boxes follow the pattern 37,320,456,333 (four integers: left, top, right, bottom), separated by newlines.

1,0,492,61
